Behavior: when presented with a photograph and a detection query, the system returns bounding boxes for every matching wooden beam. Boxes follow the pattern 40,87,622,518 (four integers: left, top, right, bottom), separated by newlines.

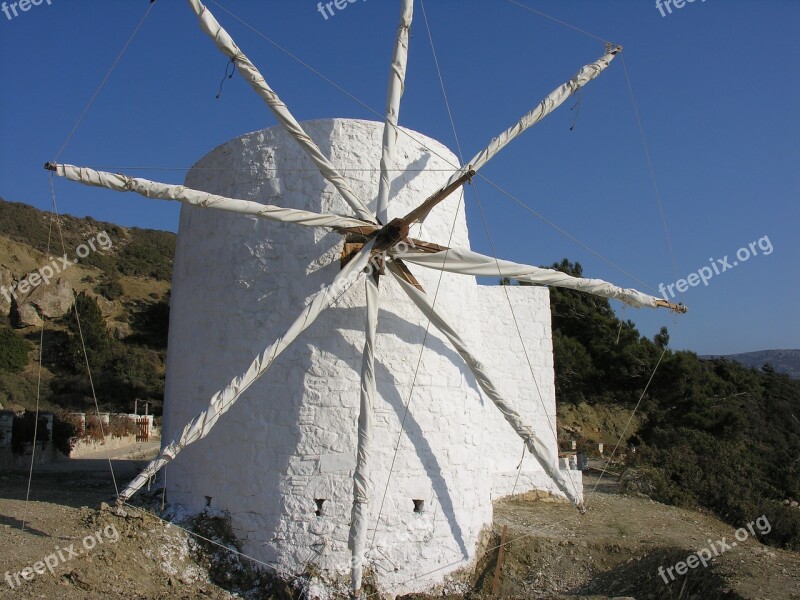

491,525,508,596
390,259,424,291
398,169,475,226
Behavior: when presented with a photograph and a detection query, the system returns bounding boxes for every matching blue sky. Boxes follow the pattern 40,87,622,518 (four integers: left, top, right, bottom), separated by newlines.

0,0,797,356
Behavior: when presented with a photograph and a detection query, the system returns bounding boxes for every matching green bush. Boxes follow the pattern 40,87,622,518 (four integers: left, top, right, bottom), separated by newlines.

66,293,112,373
0,324,31,373
97,275,125,300
758,501,800,550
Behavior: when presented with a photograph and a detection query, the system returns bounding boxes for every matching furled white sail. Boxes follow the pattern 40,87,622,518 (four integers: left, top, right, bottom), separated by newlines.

349,3,414,592
349,276,380,594
186,0,375,223
376,0,414,225
118,241,376,501
394,247,661,309
49,164,373,232
419,46,622,221
389,264,583,506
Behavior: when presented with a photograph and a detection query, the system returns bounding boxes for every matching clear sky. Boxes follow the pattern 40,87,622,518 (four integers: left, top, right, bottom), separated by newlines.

0,0,797,356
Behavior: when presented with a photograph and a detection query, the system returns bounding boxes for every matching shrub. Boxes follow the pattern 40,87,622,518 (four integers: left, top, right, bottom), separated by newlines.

10,412,49,454
84,415,107,441
110,414,137,438
0,324,31,373
97,276,124,300
52,412,80,455
759,500,800,551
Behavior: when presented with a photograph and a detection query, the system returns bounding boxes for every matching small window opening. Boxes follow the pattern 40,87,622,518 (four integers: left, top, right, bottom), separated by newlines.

413,499,425,513
205,496,212,507
314,499,326,517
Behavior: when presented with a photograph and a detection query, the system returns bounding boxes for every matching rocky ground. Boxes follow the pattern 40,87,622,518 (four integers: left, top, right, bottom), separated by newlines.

1,451,798,599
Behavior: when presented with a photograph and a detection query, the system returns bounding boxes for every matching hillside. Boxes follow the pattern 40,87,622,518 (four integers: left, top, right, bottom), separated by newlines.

0,197,174,416
701,349,800,380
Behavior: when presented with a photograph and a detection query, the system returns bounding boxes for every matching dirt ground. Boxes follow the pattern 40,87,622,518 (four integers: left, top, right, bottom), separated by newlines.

1,450,798,599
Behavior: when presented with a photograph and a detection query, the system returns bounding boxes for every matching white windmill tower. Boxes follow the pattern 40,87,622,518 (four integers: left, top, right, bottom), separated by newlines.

46,0,684,595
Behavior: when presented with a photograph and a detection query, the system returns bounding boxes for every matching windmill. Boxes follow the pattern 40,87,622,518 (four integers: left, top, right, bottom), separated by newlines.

45,0,685,595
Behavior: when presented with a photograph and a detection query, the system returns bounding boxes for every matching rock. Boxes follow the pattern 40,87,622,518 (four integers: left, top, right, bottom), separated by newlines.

109,321,132,340
0,265,13,315
13,302,43,327
28,278,74,318
87,292,116,317
10,276,75,327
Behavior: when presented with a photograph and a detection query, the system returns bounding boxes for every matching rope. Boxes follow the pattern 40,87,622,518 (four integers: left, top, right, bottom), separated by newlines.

367,0,469,551
472,184,584,504
53,1,157,162
588,335,673,498
24,1,156,517
359,332,676,599
120,501,278,571
49,174,120,498
419,0,582,506
510,441,526,497
215,57,236,99
620,55,681,282
21,183,58,532
60,0,663,302
43,1,156,501
416,0,471,535
506,0,613,45
367,173,466,555
205,0,664,296
475,174,663,297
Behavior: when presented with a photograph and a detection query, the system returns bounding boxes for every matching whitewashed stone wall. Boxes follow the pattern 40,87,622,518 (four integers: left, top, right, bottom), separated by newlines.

162,119,579,595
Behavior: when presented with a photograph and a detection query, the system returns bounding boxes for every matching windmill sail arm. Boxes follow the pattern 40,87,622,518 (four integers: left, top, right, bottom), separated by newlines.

438,46,622,193
186,0,375,223
349,276,379,594
46,163,373,232
376,0,414,224
118,241,376,502
388,263,583,507
393,247,683,311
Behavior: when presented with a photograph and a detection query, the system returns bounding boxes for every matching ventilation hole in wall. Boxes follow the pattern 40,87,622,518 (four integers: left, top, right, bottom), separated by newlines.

314,499,326,517
205,496,212,508
413,499,425,513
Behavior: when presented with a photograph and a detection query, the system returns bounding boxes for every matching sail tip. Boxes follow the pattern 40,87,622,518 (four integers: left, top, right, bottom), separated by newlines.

655,299,688,313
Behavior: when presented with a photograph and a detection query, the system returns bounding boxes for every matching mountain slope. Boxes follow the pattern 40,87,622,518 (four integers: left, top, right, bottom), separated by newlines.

701,349,800,379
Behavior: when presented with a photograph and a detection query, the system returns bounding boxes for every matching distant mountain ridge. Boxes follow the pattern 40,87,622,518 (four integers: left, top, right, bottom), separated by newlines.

701,349,800,379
